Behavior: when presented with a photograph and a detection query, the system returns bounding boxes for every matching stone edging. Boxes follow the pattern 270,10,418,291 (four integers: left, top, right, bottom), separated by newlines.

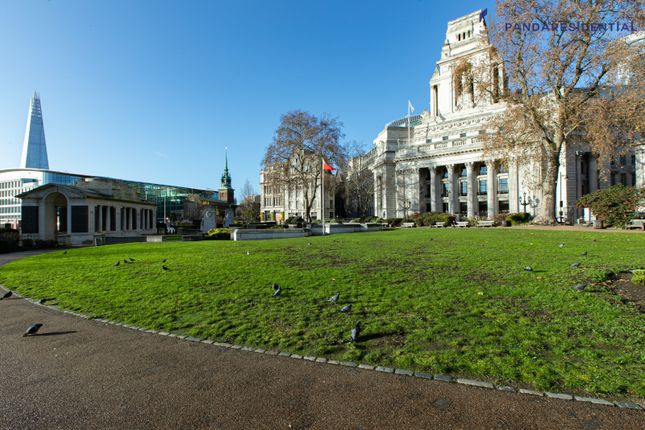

8,291,645,411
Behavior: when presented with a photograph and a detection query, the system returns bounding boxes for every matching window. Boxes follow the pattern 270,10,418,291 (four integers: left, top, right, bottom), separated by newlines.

459,166,467,177
459,180,468,196
478,179,487,194
478,164,487,175
442,183,449,197
498,177,508,193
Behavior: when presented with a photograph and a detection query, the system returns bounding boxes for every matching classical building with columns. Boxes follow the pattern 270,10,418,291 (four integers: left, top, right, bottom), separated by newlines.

355,10,640,222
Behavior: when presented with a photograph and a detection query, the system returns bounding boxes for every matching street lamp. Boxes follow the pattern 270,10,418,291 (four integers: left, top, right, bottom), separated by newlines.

519,192,539,216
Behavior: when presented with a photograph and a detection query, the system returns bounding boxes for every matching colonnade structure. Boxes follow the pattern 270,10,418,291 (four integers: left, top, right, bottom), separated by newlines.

18,178,157,246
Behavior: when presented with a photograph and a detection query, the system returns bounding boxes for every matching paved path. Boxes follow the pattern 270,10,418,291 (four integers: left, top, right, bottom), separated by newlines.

0,252,643,429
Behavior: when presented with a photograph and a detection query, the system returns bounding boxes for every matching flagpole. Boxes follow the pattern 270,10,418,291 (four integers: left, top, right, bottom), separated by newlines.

321,157,325,236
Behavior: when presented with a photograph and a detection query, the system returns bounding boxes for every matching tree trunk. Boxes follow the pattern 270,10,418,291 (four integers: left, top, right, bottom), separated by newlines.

537,151,560,224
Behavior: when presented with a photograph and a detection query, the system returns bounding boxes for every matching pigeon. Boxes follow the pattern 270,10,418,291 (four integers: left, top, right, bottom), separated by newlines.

272,286,282,297
162,265,170,271
37,298,46,305
580,251,588,256
123,259,131,264
23,323,43,337
328,292,340,303
572,283,586,292
339,304,352,313
272,283,280,291
570,262,581,269
128,257,136,262
524,266,533,272
350,322,361,342
1,291,12,300
63,251,68,255
113,261,121,267
559,243,565,248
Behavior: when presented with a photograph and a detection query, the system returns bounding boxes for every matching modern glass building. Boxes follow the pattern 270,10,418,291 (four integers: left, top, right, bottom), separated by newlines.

0,168,219,228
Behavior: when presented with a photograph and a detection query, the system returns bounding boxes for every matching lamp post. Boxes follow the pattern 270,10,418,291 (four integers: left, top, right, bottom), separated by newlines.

519,192,530,213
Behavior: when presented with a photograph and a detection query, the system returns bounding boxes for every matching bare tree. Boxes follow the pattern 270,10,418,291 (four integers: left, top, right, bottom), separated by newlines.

262,111,345,222
237,180,260,224
343,141,374,217
483,0,643,223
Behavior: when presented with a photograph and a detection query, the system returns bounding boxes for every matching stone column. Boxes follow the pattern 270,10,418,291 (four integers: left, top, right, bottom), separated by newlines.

466,162,477,218
588,156,598,192
116,207,122,232
429,167,439,213
446,164,456,214
106,206,111,232
508,159,519,212
486,161,498,219
66,200,72,235
97,205,102,233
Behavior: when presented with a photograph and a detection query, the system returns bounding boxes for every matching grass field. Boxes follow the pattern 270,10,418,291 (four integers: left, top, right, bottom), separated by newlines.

1,228,643,399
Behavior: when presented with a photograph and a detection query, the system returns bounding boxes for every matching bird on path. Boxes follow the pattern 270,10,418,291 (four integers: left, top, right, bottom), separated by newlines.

572,283,586,292
162,265,170,271
113,261,121,267
23,323,43,337
1,291,12,300
524,266,533,272
37,298,46,304
328,292,340,303
340,304,352,313
570,262,581,269
580,251,588,256
272,285,282,297
350,322,361,342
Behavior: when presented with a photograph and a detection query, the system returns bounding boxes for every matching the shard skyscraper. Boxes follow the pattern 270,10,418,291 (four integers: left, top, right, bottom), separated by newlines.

20,92,49,169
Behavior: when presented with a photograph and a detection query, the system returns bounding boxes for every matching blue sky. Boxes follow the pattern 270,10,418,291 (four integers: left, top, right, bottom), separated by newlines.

0,0,494,192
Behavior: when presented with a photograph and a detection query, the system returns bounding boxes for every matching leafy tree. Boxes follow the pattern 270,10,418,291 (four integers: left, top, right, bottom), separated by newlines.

576,185,645,228
484,0,643,223
262,111,345,222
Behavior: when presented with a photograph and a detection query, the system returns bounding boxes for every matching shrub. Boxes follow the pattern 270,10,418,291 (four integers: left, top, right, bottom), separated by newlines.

414,212,455,227
506,212,531,225
207,228,230,240
493,213,510,226
632,270,645,285
576,185,645,228
285,216,304,226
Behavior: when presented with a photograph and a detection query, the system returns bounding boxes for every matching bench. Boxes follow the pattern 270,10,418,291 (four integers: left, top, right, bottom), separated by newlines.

401,222,416,228
431,221,444,228
477,220,495,227
455,221,470,228
626,219,645,230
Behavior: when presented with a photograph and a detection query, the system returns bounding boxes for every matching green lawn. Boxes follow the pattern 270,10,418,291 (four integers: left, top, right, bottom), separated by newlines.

1,229,643,399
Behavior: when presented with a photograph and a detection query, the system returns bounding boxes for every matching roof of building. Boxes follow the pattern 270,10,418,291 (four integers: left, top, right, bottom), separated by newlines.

16,182,156,206
386,114,423,128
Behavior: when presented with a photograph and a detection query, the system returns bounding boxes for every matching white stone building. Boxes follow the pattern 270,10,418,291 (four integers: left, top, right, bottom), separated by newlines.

356,10,640,222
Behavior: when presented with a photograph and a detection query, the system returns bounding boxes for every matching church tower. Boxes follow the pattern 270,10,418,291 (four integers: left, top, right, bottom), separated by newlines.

219,150,234,203
20,92,50,169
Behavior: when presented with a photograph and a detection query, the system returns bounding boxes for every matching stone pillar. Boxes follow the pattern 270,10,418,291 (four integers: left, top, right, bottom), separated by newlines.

97,205,102,233
588,156,598,192
106,206,111,232
508,159,519,212
446,164,456,214
116,207,122,232
486,161,498,219
429,167,439,213
466,162,477,218
66,201,72,235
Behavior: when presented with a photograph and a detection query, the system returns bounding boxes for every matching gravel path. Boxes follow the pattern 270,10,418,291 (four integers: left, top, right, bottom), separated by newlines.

0,251,642,429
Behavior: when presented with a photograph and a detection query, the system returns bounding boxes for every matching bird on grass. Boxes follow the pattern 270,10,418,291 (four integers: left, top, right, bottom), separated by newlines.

559,243,565,248
128,257,136,262
113,261,121,267
572,283,586,292
570,262,581,269
580,251,588,257
272,285,282,297
23,323,43,337
162,265,170,271
340,304,352,313
350,321,361,342
328,292,340,303
524,266,533,272
123,259,131,264
1,291,12,300
63,251,68,255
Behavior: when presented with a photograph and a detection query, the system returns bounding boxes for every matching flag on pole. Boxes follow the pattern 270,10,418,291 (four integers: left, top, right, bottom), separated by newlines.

323,159,336,173
408,100,414,113
479,8,488,22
